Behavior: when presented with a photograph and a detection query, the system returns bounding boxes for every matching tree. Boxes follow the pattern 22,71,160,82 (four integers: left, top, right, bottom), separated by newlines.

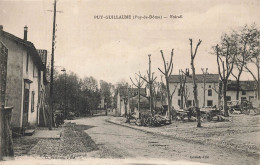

130,74,144,112
179,69,187,109
138,55,157,116
239,24,260,101
100,80,113,108
230,25,257,100
189,38,202,127
158,49,174,122
214,35,236,117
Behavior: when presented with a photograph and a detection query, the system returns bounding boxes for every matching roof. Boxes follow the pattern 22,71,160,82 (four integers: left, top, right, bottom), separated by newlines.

118,88,146,97
169,74,219,83
227,81,257,91
1,30,45,71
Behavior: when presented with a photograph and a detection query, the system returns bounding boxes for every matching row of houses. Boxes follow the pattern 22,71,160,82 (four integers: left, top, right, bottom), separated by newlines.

116,74,257,115
0,25,48,133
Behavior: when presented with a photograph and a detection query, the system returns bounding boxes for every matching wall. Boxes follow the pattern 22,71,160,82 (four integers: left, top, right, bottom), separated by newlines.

22,48,40,126
170,82,219,109
226,90,256,101
0,36,24,129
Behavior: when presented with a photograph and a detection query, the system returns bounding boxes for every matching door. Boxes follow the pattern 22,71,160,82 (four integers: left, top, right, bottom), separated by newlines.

22,83,30,127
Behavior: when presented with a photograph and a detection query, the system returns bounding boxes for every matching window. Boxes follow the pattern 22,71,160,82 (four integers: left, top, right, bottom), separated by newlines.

249,96,254,101
31,91,35,112
26,52,29,72
207,100,213,107
178,99,181,106
241,97,247,101
209,85,211,88
208,89,212,96
242,91,246,95
226,96,231,101
187,100,192,107
178,89,181,96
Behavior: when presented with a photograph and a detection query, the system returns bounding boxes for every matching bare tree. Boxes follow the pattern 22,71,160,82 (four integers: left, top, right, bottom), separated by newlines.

214,36,236,117
179,69,187,109
138,55,157,115
183,85,190,108
130,74,144,112
158,49,174,122
189,38,202,127
201,68,208,107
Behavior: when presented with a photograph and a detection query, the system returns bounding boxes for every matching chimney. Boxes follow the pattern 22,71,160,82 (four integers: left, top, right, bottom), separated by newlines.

24,26,28,40
0,25,3,36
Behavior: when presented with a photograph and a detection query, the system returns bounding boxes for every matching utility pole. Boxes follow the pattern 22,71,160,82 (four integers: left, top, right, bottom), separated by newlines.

49,0,57,130
201,68,208,108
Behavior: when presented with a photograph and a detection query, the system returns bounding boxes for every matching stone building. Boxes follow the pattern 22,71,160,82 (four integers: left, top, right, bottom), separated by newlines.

226,80,257,102
169,74,220,109
0,25,48,133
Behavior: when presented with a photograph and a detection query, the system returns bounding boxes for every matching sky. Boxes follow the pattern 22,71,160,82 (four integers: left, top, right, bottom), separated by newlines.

0,0,260,84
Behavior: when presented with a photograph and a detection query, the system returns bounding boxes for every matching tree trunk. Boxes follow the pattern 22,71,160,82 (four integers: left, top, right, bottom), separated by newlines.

166,77,172,122
191,59,201,127
223,81,229,116
236,78,240,100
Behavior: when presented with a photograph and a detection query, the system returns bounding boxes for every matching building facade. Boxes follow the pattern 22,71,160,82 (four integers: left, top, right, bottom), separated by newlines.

226,80,257,102
169,74,220,109
116,88,147,116
0,25,47,133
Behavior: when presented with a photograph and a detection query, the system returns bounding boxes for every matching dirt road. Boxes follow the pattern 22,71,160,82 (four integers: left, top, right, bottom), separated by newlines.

73,116,259,165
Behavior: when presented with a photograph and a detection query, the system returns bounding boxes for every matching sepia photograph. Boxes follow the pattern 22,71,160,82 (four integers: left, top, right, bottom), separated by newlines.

0,0,260,164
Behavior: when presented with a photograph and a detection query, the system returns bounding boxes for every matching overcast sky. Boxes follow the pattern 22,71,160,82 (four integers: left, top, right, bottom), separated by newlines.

1,0,260,84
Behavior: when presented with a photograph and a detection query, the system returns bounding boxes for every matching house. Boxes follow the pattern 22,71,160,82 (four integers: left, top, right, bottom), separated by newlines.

226,80,257,102
116,87,148,116
0,25,48,133
169,74,220,109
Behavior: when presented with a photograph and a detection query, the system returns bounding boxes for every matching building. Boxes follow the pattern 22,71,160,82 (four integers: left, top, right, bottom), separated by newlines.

226,80,257,102
169,74,220,109
116,87,148,116
0,25,48,133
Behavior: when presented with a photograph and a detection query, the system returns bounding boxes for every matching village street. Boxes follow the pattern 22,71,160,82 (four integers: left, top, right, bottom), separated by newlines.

72,116,259,165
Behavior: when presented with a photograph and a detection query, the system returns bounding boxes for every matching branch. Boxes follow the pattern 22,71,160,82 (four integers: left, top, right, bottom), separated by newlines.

130,77,138,88
193,39,202,58
216,45,224,80
158,68,166,75
167,49,174,72
160,50,167,73
171,83,179,99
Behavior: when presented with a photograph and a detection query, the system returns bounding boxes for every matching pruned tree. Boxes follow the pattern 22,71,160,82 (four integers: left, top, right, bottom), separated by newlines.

179,69,187,109
183,85,190,108
138,55,157,115
158,49,174,122
189,38,202,127
214,35,236,117
130,74,144,112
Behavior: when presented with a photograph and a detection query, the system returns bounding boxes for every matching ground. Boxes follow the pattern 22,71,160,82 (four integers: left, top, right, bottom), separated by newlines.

11,113,260,165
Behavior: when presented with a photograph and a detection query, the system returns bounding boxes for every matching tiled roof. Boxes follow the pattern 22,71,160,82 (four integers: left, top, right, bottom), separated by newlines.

2,31,45,71
227,81,257,91
169,74,219,83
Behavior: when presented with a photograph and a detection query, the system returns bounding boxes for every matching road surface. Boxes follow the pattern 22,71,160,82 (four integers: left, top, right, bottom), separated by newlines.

73,116,259,165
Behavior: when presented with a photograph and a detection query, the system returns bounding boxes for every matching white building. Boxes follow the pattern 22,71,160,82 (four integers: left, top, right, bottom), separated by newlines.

226,80,257,102
169,74,220,109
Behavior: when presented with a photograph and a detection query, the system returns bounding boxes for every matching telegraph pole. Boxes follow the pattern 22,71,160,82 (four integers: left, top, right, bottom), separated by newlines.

49,0,57,130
